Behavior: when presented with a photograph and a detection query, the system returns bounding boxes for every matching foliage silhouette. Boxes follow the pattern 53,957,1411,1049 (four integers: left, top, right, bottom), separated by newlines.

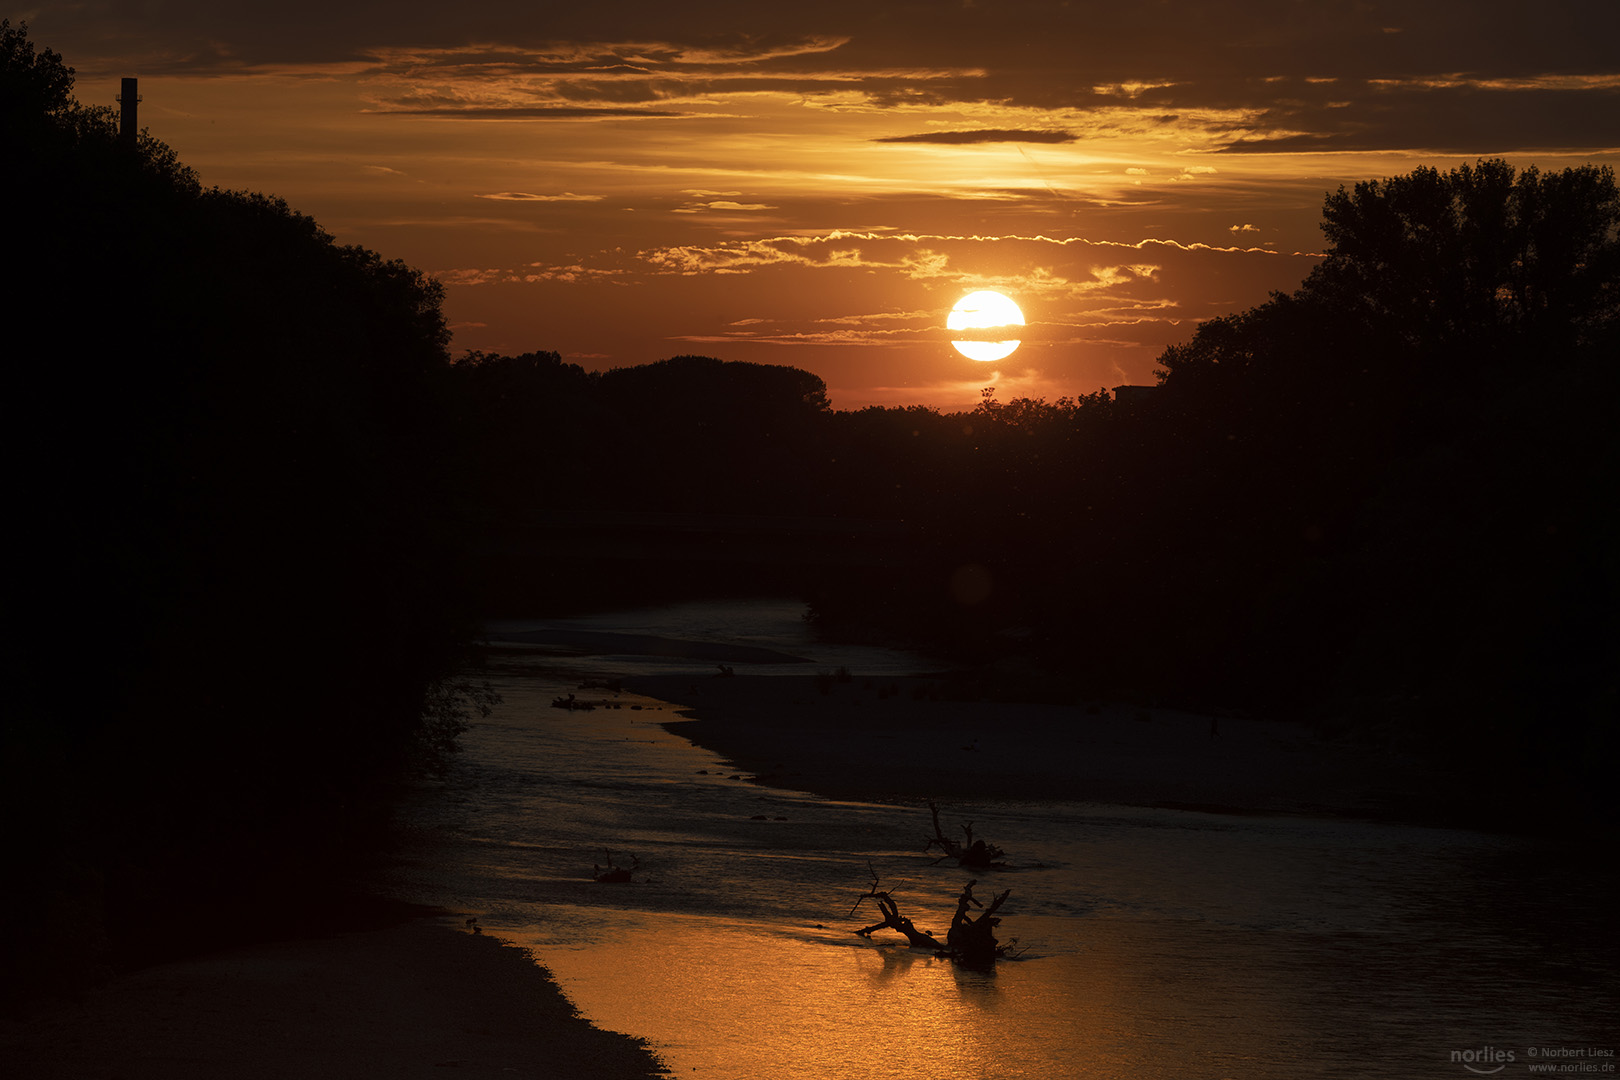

1095,163,1614,819
591,354,833,513
1,19,73,122
3,23,474,1002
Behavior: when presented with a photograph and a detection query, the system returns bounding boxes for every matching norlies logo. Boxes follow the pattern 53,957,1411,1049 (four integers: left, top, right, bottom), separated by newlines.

1453,1047,1516,1074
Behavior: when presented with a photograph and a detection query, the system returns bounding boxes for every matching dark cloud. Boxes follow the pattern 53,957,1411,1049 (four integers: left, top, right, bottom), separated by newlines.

369,106,686,119
476,192,604,201
874,130,1077,145
26,0,1620,154
39,0,1620,78
1221,85,1620,154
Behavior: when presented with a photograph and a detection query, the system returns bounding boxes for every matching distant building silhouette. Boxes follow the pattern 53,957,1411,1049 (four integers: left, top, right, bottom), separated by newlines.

118,77,139,146
1111,384,1157,404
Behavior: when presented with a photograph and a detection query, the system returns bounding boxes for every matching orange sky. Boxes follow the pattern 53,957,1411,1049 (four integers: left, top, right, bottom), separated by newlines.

17,1,1619,408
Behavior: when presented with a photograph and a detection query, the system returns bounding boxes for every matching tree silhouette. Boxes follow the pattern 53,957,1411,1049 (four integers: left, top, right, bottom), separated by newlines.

449,350,601,509
1136,161,1618,797
1312,160,1618,365
592,355,832,511
1157,160,1618,400
0,19,73,121
3,23,472,998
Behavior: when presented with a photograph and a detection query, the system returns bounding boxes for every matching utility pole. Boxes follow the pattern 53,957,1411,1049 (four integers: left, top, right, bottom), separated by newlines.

118,77,139,146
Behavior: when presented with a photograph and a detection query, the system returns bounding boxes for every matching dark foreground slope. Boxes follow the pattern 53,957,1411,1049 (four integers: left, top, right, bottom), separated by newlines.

0,917,666,1080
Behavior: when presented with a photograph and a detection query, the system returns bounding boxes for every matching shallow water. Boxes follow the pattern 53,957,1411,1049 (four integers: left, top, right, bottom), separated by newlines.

391,600,1617,1080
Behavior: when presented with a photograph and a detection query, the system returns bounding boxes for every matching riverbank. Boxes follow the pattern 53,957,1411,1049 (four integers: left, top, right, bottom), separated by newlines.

0,913,666,1080
0,662,1443,1079
629,671,1443,822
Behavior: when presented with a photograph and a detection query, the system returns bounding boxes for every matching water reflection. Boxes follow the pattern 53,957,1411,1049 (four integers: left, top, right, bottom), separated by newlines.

389,602,1618,1080
524,923,1006,1080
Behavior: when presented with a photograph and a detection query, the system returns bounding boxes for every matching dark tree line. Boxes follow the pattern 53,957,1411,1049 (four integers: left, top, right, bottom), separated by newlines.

447,351,832,514
4,22,477,1000
1123,162,1617,770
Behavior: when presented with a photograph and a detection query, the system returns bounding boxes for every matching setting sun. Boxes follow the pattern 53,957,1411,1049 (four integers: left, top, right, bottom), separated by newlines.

948,290,1025,362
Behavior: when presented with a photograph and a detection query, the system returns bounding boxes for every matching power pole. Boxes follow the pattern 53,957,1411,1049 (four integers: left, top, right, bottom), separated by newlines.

118,77,139,146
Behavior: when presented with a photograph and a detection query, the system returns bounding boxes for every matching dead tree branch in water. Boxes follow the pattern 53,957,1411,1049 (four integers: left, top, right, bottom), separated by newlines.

945,879,1015,967
593,851,638,883
850,864,940,948
924,800,1006,868
850,865,1015,964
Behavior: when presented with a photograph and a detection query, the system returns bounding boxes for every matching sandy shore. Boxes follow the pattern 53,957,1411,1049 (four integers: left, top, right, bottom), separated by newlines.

629,671,1440,821
0,917,666,1080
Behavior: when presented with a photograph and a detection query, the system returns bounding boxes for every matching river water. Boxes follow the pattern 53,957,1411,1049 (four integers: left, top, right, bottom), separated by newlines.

387,600,1616,1080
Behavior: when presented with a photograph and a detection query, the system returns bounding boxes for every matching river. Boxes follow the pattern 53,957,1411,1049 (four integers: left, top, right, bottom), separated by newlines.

386,600,1616,1080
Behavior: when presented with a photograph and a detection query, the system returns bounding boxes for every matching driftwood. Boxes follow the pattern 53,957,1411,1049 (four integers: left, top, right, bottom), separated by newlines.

593,851,638,883
850,865,1014,965
850,866,940,949
924,800,1006,868
553,692,623,711
945,879,1014,967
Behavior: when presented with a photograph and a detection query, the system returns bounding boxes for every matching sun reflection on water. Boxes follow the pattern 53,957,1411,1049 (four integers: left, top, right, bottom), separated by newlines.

524,918,1022,1080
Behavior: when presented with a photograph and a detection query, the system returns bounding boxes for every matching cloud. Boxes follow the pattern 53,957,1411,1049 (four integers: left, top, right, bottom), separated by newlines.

874,129,1076,145
670,328,906,346
677,200,777,212
813,310,936,326
436,263,630,285
367,105,686,119
636,229,1299,280
435,268,508,287
1215,78,1620,154
476,191,605,202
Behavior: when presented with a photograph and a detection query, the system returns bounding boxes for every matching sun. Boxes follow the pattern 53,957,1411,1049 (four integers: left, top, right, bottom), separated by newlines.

948,291,1024,362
